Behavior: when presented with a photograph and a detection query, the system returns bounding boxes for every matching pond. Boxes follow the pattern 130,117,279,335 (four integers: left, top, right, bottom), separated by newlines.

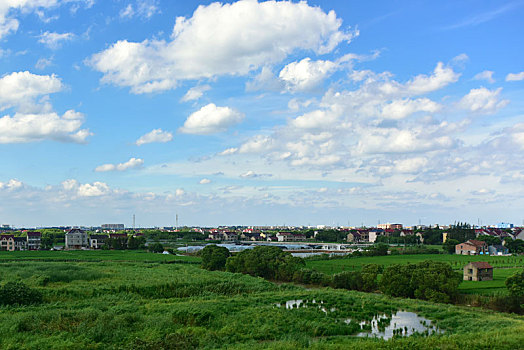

276,300,443,340
348,311,443,340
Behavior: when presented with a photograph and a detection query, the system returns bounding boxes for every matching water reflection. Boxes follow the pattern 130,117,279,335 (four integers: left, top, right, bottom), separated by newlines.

347,311,442,340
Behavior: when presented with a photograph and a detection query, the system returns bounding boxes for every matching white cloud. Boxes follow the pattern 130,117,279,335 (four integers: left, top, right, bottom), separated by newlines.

218,147,238,156
135,128,173,146
89,0,355,93
458,87,509,114
381,98,440,120
199,178,211,184
38,31,74,49
95,158,144,172
77,182,111,197
404,62,460,95
473,70,495,83
180,84,211,102
119,4,134,18
279,57,337,92
506,71,524,81
35,57,53,69
120,0,160,20
0,110,90,143
0,71,62,110
0,179,23,191
0,1,60,40
239,170,272,178
179,103,244,134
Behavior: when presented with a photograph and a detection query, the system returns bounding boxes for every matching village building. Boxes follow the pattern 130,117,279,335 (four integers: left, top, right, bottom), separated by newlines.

455,240,487,255
487,245,509,256
346,232,361,243
463,262,493,281
13,237,27,250
89,234,108,249
26,231,42,250
0,235,15,251
276,232,306,242
65,228,89,250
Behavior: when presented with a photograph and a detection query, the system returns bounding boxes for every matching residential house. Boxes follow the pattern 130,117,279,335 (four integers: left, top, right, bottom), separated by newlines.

0,235,15,251
222,231,239,242
346,232,361,243
356,229,369,242
89,234,108,249
463,262,493,281
276,232,306,242
368,229,385,243
14,237,27,250
26,231,42,250
65,228,88,249
455,240,487,255
488,245,509,256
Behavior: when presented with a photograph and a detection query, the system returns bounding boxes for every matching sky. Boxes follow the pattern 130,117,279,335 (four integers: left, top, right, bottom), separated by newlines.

0,0,523,228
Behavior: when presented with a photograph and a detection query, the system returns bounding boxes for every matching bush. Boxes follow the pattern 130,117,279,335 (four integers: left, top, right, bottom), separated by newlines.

201,245,230,271
331,271,363,291
380,261,461,303
0,281,43,306
148,243,164,253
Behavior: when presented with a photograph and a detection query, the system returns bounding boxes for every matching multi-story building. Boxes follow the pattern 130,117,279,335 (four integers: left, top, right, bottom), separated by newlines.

14,237,27,250
101,224,125,230
65,228,88,249
89,234,108,249
26,231,42,250
0,235,15,251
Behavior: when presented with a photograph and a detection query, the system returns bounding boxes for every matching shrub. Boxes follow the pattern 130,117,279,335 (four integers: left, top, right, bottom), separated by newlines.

331,271,363,291
0,281,43,306
201,245,230,271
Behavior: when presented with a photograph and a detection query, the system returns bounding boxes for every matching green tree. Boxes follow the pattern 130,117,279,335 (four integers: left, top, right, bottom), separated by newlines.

506,269,524,297
148,243,164,253
201,245,230,271
443,239,460,254
226,246,304,281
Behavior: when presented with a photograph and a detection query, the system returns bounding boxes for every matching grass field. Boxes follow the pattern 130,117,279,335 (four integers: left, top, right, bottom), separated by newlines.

0,250,201,263
306,254,524,296
0,257,523,349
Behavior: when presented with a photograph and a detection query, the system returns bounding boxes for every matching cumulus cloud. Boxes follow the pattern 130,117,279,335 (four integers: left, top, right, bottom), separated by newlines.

89,0,356,93
279,57,337,92
199,178,211,184
403,62,460,95
0,71,62,110
473,70,495,83
0,179,23,191
0,110,90,143
179,103,244,134
35,57,53,70
38,31,74,49
135,128,173,145
506,71,524,81
239,170,272,178
458,87,509,114
95,158,144,172
180,84,211,102
381,98,440,120
61,179,112,197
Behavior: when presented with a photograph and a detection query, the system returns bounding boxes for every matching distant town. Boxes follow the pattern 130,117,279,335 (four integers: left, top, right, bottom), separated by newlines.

1,222,522,256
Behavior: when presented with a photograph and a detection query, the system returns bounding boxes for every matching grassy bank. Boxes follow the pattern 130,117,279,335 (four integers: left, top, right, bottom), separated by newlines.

0,256,523,348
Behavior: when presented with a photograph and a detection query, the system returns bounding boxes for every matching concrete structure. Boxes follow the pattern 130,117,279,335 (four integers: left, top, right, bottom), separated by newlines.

89,234,107,249
65,228,88,249
101,224,125,230
488,245,509,256
377,223,403,230
463,262,493,281
455,240,487,255
26,231,42,250
14,237,27,250
276,232,306,242
0,235,15,251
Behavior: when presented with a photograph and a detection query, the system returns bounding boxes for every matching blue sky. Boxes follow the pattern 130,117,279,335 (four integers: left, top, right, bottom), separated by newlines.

0,0,523,228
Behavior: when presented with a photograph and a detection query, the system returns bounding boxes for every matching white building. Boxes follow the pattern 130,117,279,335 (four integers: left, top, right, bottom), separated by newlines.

65,228,88,249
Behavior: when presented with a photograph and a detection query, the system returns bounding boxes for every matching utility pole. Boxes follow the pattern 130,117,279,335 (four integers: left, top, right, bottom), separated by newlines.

176,213,179,229
133,214,135,231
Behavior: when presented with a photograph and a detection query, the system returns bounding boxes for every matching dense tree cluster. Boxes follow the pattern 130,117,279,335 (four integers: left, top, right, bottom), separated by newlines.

201,245,230,271
380,261,462,303
226,246,305,281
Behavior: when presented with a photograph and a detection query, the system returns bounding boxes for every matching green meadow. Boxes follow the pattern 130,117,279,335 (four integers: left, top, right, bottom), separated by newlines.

0,252,523,349
306,254,524,296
